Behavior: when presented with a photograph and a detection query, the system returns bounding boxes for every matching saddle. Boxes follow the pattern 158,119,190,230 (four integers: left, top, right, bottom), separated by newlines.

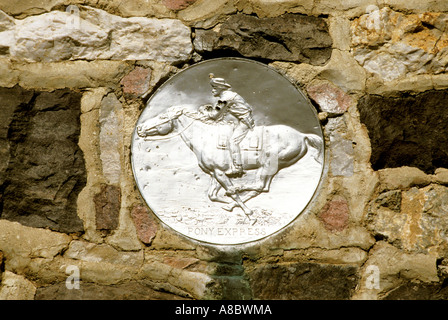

216,126,264,151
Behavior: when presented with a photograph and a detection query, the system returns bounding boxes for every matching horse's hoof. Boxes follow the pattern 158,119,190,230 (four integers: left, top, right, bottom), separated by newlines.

222,205,234,212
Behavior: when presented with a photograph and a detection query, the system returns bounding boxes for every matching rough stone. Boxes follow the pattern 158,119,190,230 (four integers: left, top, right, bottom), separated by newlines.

283,247,368,265
0,86,86,233
328,15,351,51
307,81,352,115
0,6,192,63
367,185,448,254
319,50,366,92
0,271,36,300
177,0,237,28
378,167,432,191
94,184,121,230
269,61,324,86
354,241,438,299
64,240,143,267
246,262,358,299
99,93,123,184
236,0,313,18
15,60,132,90
120,67,152,99
383,281,448,300
130,204,158,245
358,90,448,174
193,13,332,65
142,256,215,299
329,135,354,176
0,219,71,271
351,7,448,81
433,168,448,185
325,116,354,176
274,213,375,252
318,198,350,232
35,280,190,300
163,0,198,11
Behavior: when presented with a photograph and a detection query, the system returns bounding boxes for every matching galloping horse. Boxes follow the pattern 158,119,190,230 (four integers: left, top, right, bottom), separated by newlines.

136,106,323,219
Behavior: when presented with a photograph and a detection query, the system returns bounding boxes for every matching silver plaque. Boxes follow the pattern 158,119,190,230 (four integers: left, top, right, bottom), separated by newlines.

131,58,324,245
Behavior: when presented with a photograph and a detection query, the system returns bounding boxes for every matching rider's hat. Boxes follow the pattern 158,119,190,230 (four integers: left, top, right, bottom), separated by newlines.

209,73,231,89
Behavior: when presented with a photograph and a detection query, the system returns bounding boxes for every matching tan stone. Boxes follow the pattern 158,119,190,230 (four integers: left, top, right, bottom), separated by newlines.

283,247,368,265
151,228,196,250
274,213,375,251
328,15,351,51
353,241,438,299
433,168,448,184
352,7,448,82
367,74,435,94
0,271,36,300
64,240,143,267
378,166,432,191
177,0,236,28
81,88,110,114
142,254,214,299
0,220,71,271
319,50,366,92
15,60,132,90
269,61,323,85
236,0,313,18
367,184,448,254
382,0,448,13
0,58,18,87
313,0,377,18
116,0,174,18
433,73,448,90
0,0,63,17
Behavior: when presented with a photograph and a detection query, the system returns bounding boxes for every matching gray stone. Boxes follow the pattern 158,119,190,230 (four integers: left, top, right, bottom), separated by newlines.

99,93,123,184
0,86,86,233
193,13,332,64
325,117,354,176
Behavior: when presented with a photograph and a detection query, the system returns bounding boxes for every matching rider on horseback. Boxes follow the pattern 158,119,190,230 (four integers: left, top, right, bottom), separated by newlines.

209,73,255,177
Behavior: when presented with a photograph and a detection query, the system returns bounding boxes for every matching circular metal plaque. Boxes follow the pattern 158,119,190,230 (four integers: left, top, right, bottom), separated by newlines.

131,58,324,245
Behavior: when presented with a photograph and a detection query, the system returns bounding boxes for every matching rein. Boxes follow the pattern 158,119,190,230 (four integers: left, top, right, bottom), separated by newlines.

142,112,195,141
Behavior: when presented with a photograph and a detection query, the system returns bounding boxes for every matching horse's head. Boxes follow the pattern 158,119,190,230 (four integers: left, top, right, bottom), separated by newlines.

136,106,184,138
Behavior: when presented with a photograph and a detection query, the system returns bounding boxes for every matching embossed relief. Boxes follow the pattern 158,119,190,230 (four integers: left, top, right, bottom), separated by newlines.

132,58,324,244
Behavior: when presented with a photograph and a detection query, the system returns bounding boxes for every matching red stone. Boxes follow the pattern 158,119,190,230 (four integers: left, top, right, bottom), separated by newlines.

163,256,199,269
120,66,151,98
163,0,197,10
130,204,158,245
318,198,349,232
94,184,121,230
307,82,352,115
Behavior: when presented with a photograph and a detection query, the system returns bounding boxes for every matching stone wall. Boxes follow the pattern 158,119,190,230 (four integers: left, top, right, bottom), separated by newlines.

0,0,447,300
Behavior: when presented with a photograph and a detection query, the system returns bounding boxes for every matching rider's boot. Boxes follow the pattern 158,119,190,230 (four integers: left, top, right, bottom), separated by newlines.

226,150,244,177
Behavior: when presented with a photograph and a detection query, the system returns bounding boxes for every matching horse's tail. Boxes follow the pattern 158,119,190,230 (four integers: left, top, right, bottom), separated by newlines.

305,133,323,164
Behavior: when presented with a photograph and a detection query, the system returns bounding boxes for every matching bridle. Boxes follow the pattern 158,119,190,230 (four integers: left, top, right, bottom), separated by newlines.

141,111,195,141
